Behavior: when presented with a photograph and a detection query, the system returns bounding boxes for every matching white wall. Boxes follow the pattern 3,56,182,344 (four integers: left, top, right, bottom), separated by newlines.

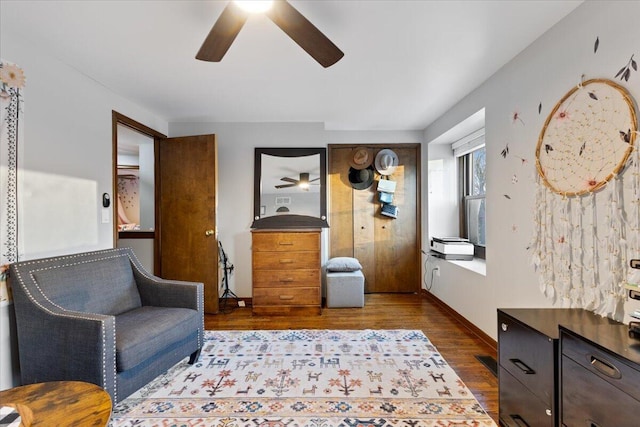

0,34,168,389
169,122,423,298
425,0,640,340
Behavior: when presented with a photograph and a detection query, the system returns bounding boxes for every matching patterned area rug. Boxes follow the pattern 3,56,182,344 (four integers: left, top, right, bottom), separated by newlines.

109,329,496,427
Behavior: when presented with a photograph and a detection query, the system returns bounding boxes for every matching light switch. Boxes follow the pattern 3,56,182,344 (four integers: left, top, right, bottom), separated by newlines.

101,208,110,224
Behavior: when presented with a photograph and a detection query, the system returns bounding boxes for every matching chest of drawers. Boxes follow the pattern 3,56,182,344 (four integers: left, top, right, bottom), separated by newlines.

251,229,321,316
561,323,640,427
497,308,610,427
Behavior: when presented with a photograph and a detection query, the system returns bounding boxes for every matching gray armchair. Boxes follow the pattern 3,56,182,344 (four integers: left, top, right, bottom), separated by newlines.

9,247,204,404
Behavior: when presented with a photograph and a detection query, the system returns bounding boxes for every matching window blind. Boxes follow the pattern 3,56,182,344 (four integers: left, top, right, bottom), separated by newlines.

452,128,485,157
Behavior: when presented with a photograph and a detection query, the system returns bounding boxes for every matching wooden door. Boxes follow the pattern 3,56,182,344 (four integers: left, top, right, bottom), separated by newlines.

329,144,420,293
372,146,418,292
157,135,219,313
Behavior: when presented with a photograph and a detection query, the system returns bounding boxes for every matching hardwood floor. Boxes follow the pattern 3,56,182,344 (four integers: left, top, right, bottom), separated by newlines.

205,292,499,423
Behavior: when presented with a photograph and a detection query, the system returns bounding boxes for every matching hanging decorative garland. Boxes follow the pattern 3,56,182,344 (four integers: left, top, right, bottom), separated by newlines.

1,60,26,305
531,78,639,319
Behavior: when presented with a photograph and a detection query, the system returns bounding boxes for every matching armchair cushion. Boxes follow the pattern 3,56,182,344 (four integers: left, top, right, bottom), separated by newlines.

115,306,200,371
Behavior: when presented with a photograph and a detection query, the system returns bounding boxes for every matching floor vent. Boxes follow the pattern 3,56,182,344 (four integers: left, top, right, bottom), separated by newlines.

475,355,498,377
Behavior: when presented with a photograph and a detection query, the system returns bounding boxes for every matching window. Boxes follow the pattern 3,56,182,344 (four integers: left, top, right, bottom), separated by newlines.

453,130,486,259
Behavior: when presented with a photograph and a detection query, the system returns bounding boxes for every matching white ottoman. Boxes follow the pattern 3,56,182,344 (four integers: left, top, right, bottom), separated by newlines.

326,269,365,308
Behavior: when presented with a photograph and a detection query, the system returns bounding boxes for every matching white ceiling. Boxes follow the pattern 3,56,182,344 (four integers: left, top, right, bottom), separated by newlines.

1,0,583,131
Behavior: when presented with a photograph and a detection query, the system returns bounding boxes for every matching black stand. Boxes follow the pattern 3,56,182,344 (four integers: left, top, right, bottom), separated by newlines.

218,241,238,313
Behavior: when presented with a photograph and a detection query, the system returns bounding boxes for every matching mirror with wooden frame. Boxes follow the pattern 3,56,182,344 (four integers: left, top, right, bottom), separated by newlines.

252,147,328,229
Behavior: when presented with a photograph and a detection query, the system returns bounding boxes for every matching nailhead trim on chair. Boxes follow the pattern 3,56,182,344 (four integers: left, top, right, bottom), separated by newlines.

12,248,132,402
12,247,205,401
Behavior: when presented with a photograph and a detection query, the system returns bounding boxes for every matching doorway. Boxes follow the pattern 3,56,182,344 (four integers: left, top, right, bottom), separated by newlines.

112,111,220,313
113,112,165,272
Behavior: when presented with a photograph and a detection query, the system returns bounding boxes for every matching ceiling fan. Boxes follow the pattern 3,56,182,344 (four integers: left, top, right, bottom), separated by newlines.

275,172,319,190
196,0,344,68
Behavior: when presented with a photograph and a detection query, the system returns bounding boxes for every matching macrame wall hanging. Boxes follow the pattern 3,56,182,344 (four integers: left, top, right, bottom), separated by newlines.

531,78,639,320
1,60,26,305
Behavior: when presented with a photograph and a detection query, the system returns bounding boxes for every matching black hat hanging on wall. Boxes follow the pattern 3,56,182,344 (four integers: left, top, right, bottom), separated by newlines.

348,165,375,190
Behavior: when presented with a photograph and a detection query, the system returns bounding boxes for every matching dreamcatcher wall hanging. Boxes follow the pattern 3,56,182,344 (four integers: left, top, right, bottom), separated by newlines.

531,78,639,320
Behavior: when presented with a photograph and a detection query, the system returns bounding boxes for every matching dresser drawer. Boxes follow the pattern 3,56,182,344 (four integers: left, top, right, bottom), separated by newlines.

562,330,640,401
252,232,319,252
562,355,640,427
498,311,555,405
251,229,322,316
499,366,553,427
253,251,319,270
253,287,320,306
253,269,320,288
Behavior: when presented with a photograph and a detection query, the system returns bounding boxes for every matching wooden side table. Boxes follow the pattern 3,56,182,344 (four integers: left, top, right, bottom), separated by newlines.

0,381,112,426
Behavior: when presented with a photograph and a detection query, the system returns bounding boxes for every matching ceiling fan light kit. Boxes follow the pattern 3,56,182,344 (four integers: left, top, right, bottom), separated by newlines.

235,0,273,14
196,0,343,67
275,172,319,191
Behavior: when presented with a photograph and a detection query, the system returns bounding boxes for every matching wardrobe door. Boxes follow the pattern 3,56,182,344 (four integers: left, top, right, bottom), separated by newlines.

329,146,355,257
371,146,418,293
353,182,376,289
329,144,420,294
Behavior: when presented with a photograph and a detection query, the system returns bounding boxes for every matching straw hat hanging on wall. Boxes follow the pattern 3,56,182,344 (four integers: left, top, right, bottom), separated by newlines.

349,147,374,170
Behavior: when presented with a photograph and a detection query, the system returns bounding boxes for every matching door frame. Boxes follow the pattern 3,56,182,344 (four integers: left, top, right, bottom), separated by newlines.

112,111,166,273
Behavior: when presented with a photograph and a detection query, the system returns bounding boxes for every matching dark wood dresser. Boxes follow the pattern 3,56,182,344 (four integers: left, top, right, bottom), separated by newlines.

497,308,616,427
251,229,321,316
560,322,640,426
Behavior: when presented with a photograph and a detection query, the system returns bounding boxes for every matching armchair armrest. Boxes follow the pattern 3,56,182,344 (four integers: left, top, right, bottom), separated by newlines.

130,263,204,311
137,275,204,310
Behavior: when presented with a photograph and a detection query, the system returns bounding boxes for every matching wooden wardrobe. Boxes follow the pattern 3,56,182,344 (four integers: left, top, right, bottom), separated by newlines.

328,144,421,293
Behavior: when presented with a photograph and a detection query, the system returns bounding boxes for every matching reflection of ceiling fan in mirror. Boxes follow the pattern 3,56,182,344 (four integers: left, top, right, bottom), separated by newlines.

275,172,319,191
196,0,344,68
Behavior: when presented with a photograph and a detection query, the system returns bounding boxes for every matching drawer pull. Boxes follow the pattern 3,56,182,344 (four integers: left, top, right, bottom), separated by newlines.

590,355,622,379
509,358,535,375
279,295,294,300
278,242,294,246
279,259,294,264
280,278,294,282
509,414,531,427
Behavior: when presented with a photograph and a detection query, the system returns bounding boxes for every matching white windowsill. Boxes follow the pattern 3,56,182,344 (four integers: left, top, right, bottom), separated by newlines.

448,257,486,276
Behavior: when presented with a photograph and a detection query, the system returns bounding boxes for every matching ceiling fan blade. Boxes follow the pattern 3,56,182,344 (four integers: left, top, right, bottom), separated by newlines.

275,183,296,189
266,1,344,68
280,177,299,183
196,2,249,62
309,177,320,183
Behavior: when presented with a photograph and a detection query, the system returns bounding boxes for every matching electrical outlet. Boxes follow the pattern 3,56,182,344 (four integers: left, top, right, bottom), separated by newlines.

238,300,246,307
433,266,440,277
